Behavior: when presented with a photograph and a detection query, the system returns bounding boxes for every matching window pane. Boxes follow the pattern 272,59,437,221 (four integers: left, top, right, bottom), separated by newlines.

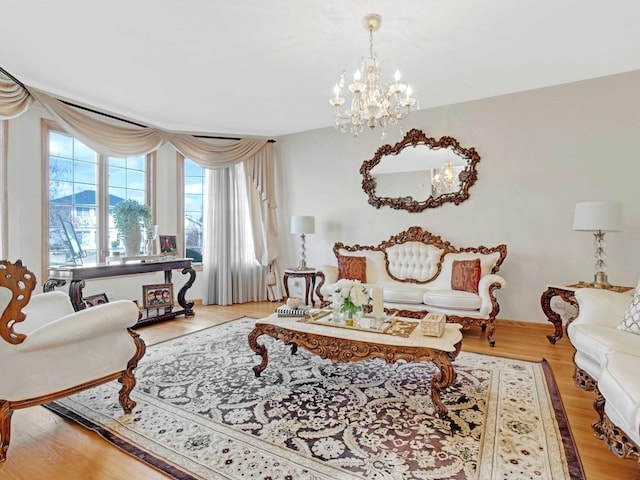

48,131,98,266
49,132,73,158
109,157,126,168
109,165,127,188
126,169,145,191
126,155,145,171
107,154,147,255
73,140,97,163
50,157,74,182
184,159,204,262
74,161,97,184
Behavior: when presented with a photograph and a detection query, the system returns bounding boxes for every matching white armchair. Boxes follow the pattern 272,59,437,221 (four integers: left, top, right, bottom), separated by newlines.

0,260,146,462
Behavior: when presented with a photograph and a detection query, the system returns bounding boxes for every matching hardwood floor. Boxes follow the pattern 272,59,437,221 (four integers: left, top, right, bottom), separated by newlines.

2,302,639,480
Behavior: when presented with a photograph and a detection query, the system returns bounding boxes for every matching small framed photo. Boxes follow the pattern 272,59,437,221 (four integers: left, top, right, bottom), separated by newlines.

159,234,177,255
142,283,173,309
85,293,109,307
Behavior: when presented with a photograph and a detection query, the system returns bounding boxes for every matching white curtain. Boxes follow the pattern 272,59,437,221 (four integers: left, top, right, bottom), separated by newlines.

203,163,267,305
0,71,284,301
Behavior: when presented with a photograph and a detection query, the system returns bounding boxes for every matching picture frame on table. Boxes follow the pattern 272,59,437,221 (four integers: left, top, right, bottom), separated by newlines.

142,283,173,309
84,293,109,307
159,234,177,255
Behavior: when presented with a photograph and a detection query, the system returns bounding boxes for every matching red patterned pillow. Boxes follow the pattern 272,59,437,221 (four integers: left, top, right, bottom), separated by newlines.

451,259,481,294
337,255,367,282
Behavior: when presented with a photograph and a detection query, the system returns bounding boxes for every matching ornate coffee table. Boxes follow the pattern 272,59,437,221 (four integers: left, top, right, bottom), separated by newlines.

248,313,463,417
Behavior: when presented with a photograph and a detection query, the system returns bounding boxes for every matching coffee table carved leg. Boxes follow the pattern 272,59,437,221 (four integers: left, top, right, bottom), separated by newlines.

430,349,458,417
248,325,269,377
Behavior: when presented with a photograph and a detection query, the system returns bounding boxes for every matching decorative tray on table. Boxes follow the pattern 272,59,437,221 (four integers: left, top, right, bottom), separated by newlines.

298,310,418,338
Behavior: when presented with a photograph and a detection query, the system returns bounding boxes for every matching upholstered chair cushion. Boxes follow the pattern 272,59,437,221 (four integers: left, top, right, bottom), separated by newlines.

423,289,482,311
382,286,428,304
451,259,481,294
617,279,640,334
337,254,367,282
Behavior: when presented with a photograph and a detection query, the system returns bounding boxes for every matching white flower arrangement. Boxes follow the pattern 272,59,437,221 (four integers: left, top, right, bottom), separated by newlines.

334,279,372,318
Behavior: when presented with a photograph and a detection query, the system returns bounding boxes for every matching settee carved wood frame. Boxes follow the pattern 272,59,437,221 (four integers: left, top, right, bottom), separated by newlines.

360,128,481,212
0,259,146,462
333,226,508,346
572,364,640,462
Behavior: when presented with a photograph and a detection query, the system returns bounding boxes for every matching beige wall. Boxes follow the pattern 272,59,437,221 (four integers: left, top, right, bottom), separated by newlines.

275,70,640,322
5,70,640,321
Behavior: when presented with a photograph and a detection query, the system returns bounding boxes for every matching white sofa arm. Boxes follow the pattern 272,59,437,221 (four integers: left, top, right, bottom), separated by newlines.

571,288,632,329
478,274,506,316
317,265,338,295
17,300,140,353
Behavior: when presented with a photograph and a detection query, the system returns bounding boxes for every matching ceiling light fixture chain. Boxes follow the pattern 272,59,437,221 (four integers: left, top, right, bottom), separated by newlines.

329,13,417,137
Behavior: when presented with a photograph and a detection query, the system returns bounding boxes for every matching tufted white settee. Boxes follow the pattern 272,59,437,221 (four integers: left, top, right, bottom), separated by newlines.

567,286,640,461
317,226,507,346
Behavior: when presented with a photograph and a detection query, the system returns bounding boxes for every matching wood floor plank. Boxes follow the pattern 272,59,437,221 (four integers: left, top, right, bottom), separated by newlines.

2,302,639,479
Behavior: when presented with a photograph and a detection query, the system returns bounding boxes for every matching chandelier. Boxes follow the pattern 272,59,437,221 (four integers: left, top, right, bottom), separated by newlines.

329,14,417,136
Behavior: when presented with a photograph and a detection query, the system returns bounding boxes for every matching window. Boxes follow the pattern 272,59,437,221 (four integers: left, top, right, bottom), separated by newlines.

183,158,205,262
45,121,153,265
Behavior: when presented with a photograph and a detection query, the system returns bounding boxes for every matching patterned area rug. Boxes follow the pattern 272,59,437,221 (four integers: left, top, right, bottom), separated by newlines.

46,317,584,480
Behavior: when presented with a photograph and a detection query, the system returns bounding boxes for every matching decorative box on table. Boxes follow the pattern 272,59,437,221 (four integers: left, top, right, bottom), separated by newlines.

421,313,446,337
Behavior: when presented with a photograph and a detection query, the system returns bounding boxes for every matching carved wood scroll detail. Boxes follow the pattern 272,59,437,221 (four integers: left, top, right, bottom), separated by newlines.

0,260,38,345
360,128,481,212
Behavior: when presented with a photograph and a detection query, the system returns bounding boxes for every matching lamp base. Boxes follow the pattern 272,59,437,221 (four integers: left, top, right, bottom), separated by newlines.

591,272,612,289
292,260,313,271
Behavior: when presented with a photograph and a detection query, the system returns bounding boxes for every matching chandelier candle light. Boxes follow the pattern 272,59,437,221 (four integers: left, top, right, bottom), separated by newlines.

330,14,417,136
291,215,315,271
573,201,622,288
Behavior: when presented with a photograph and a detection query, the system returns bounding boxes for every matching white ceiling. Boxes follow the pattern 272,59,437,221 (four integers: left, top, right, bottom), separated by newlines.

2,0,640,137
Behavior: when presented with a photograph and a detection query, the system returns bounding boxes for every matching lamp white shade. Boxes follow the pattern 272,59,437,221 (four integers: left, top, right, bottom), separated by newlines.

291,216,315,235
573,201,622,232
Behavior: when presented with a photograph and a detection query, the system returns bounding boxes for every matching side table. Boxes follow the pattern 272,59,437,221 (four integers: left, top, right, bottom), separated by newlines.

541,282,633,344
283,268,325,307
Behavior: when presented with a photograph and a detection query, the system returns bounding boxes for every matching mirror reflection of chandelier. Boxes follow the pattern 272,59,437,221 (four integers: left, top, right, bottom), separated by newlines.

432,156,461,194
329,14,417,137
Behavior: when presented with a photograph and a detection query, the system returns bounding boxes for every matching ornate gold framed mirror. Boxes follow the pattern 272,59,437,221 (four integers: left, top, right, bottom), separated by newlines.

360,128,480,212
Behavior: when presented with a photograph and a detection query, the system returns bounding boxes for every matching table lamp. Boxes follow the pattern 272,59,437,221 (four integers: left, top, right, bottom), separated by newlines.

573,201,622,288
291,215,315,270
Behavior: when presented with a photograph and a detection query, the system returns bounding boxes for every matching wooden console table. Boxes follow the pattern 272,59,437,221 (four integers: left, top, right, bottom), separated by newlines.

44,258,196,327
541,282,633,344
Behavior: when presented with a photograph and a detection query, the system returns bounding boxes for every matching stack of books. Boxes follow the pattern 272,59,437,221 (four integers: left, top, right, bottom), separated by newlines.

276,304,310,317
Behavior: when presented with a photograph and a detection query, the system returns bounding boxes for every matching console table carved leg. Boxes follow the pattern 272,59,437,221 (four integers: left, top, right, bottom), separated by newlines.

177,267,196,316
69,280,87,311
248,325,269,377
43,278,66,292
